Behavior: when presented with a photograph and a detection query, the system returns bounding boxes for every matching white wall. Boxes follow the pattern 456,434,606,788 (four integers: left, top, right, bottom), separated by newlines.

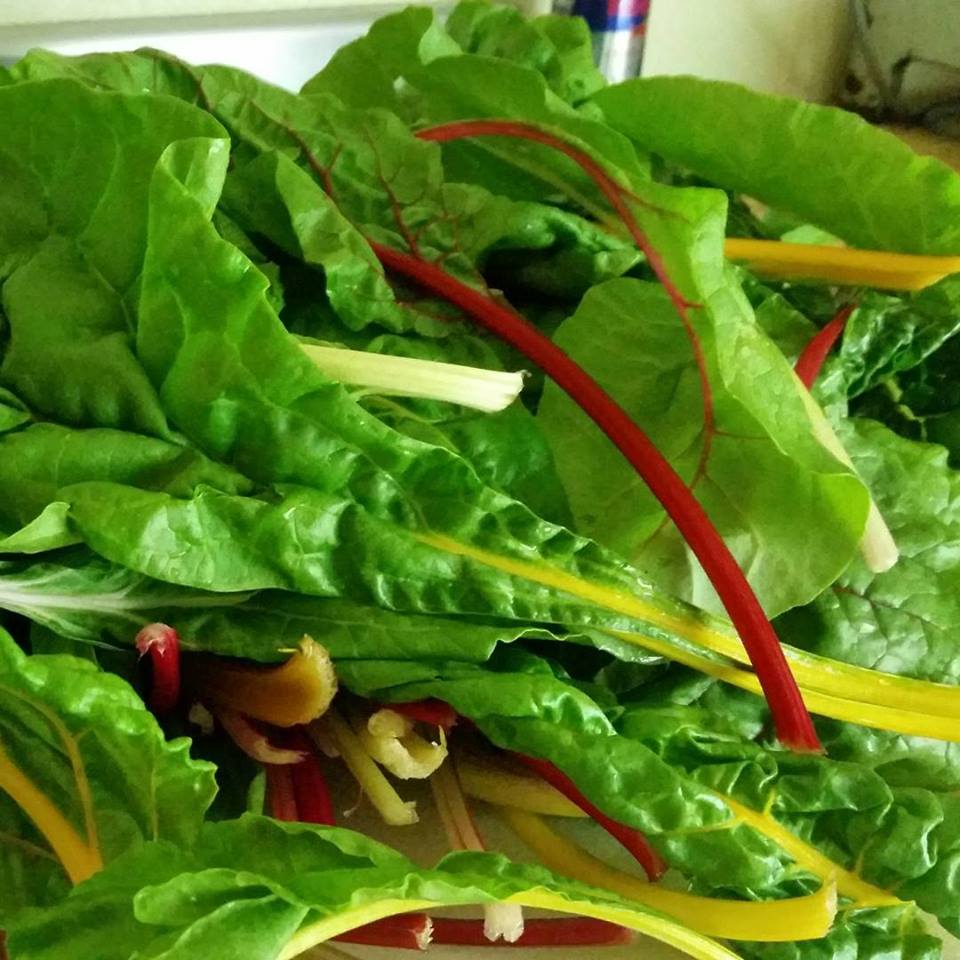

642,0,852,102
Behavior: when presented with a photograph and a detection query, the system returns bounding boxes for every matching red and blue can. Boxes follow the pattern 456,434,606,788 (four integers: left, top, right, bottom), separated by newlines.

571,0,650,82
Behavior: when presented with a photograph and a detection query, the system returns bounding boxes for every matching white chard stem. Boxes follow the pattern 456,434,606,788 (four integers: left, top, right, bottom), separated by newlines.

302,343,524,413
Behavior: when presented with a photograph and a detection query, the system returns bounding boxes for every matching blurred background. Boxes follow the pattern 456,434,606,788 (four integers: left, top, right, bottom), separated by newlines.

0,0,958,160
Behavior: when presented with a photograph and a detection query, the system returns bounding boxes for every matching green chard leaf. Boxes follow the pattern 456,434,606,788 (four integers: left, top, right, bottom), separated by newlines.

0,79,223,437
220,148,443,337
537,265,867,615
0,627,216,923
6,46,206,102
402,54,647,207
618,694,960,936
592,75,960,254
842,281,960,460
0,550,248,646
8,814,740,960
0,386,30,437
444,0,605,106
816,279,960,407
0,503,80,555
0,421,252,533
300,5,461,111
355,333,572,525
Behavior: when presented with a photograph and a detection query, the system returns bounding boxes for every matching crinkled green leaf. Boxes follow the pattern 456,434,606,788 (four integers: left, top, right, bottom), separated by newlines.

8,814,737,960
816,279,960,406
619,697,960,928
300,5,460,110
0,422,251,532
592,76,960,255
445,0,604,106
777,419,960,683
357,333,571,524
0,628,216,922
222,149,432,335
857,344,960,462
846,283,960,463
0,543,588,666
740,905,939,960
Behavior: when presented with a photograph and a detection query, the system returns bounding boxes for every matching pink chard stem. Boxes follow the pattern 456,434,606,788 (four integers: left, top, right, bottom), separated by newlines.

265,763,298,821
513,753,666,880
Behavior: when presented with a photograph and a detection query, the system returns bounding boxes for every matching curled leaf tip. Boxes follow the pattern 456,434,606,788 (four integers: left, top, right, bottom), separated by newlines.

190,636,337,727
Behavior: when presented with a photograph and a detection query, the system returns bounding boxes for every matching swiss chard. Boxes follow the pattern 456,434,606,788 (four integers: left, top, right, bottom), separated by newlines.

4,12,960,959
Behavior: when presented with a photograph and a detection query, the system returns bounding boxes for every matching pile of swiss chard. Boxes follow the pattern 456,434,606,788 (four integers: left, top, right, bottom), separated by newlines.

4,3,960,958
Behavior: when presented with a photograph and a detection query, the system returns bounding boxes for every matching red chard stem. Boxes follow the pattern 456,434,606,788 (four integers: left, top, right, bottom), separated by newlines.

388,699,459,730
284,729,336,826
431,917,632,947
795,304,856,388
371,240,820,751
336,914,433,950
265,763,298,821
135,623,181,715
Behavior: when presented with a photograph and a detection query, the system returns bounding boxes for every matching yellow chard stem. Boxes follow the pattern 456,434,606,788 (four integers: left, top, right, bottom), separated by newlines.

721,796,897,908
457,754,587,818
724,238,960,291
416,532,960,738
191,636,337,727
501,808,837,941
317,710,418,826
278,893,742,960
0,741,102,883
